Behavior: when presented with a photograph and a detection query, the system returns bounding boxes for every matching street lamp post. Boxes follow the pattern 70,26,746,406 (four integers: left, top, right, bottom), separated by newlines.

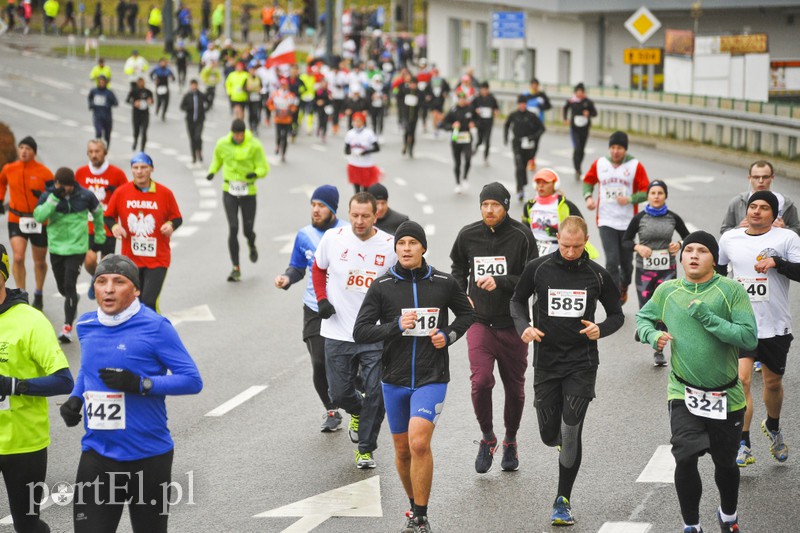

163,0,174,54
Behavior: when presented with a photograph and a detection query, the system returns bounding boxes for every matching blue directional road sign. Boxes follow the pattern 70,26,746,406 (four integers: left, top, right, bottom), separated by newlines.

491,11,525,47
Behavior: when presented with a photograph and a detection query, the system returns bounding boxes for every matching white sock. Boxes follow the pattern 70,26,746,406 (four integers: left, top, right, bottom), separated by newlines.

719,508,738,523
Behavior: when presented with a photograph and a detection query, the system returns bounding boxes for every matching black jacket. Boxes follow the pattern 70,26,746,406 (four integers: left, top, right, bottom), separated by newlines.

0,288,28,314
353,261,474,388
510,250,624,370
504,109,545,147
375,208,409,235
450,214,538,328
180,90,207,121
441,104,475,142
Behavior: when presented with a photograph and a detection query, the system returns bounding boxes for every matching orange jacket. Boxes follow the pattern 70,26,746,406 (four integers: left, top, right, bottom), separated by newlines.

267,89,297,125
0,160,55,224
261,6,274,25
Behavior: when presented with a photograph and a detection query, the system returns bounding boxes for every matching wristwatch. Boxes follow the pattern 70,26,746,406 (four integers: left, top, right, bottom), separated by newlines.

141,377,153,395
15,379,29,395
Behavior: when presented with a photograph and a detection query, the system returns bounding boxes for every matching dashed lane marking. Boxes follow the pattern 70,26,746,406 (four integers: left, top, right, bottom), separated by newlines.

0,95,60,121
311,144,328,152
414,193,428,203
393,177,407,186
199,199,218,209
424,224,435,236
189,211,213,222
636,445,675,483
205,385,269,417
199,189,217,197
422,205,434,215
597,523,652,533
173,225,199,237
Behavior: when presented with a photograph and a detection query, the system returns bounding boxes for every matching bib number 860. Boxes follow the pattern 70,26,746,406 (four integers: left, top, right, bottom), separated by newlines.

347,274,372,288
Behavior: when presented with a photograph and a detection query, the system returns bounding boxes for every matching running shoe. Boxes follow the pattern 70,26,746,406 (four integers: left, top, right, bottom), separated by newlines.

401,510,415,533
500,441,519,471
761,419,789,462
653,351,667,367
413,516,431,532
348,414,359,443
717,508,740,532
355,450,376,469
754,361,762,372
474,437,497,473
736,441,755,467
683,527,703,533
550,496,575,526
320,410,342,432
33,293,43,310
58,324,73,344
462,180,470,191
454,184,462,194
619,285,629,305
88,283,96,300
227,268,241,282
248,243,258,263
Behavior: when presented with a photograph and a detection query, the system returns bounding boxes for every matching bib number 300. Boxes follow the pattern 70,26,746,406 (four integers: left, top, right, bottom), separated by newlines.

402,307,440,337
84,391,126,430
684,386,727,420
548,289,587,318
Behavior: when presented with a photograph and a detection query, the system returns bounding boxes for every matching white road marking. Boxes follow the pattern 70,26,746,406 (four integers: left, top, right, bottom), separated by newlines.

166,304,215,326
422,205,434,215
686,222,699,233
148,141,163,149
636,445,675,483
177,155,192,162
81,125,95,133
665,175,715,191
414,193,428,203
193,170,209,178
190,211,213,222
535,158,552,166
424,224,435,236
393,177,407,186
273,233,296,254
199,199,218,209
554,166,576,175
311,144,328,152
53,282,90,298
199,189,217,197
205,385,268,417
254,476,382,532
0,95,60,121
0,492,59,524
62,119,80,127
289,185,318,199
173,225,199,237
161,148,179,156
597,522,652,533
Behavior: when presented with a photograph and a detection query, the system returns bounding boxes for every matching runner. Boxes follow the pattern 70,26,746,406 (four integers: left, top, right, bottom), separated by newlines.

510,216,624,526
367,183,409,235
314,78,333,142
637,231,757,533
354,221,475,533
225,60,249,120
471,82,499,166
366,73,387,137
172,40,191,90
622,180,690,366
180,79,207,165
0,242,73,533
522,168,599,259
207,119,269,282
718,190,800,468
0,136,53,310
103,153,182,311
33,168,105,343
450,182,538,474
424,68,449,137
344,112,380,194
311,192,396,469
441,91,476,194
522,77,552,125
721,159,800,236
504,95,546,202
75,139,128,301
89,57,112,87
150,58,176,122
59,254,202,533
583,131,650,304
200,59,221,109
266,78,297,163
563,83,597,180
274,185,347,431
245,64,264,134
126,77,154,152
398,77,424,158
123,49,149,92
87,75,118,147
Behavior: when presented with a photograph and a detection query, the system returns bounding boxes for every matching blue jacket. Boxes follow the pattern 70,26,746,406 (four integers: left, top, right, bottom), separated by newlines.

287,218,347,311
88,87,118,118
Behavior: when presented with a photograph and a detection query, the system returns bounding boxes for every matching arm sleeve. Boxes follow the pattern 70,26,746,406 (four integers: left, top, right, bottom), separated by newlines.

167,190,182,221
150,319,203,395
92,199,106,244
720,197,740,234
772,234,800,282
597,269,624,337
494,230,537,293
88,90,94,110
636,288,664,349
110,91,119,107
208,141,223,174
509,262,537,335
71,366,86,398
687,285,757,351
532,115,546,139
21,368,74,397
541,93,552,111
588,100,598,117
352,284,400,343
449,234,469,293
311,260,328,301
622,212,643,254
630,163,650,203
672,212,691,239
503,115,511,142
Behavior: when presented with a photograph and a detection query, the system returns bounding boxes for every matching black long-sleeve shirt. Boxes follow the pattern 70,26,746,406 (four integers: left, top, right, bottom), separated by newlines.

504,109,545,147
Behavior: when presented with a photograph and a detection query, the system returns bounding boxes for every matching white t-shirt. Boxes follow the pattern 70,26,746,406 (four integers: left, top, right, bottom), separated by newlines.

344,127,378,167
719,226,800,338
595,157,640,231
201,49,220,66
315,226,396,342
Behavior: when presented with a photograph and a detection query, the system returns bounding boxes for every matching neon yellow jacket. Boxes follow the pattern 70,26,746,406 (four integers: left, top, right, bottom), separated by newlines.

43,0,59,17
90,65,112,86
148,7,162,27
208,130,269,195
225,70,250,102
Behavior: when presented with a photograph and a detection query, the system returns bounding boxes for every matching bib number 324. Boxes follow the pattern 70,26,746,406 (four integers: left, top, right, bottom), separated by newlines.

684,386,727,420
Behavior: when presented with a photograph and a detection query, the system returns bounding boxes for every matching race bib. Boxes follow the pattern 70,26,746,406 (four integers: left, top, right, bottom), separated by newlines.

473,256,507,277
0,395,9,411
456,132,471,144
131,236,157,257
18,216,43,234
84,390,126,430
418,81,428,91
346,269,377,293
537,241,554,257
404,94,419,107
603,186,626,201
401,307,440,337
477,107,492,119
737,277,769,302
432,87,442,97
156,85,168,95
249,92,261,102
573,115,589,127
520,136,536,150
138,101,148,110
685,386,727,420
301,93,314,102
324,104,334,115
92,94,107,106
228,180,249,196
548,289,587,318
642,249,671,271
371,97,383,108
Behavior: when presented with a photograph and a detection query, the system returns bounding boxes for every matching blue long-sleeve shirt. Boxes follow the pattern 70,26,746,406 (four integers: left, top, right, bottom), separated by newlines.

88,87,118,119
71,304,203,461
286,219,347,311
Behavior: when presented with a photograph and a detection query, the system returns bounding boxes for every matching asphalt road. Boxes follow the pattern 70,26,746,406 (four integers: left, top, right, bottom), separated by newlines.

0,42,798,533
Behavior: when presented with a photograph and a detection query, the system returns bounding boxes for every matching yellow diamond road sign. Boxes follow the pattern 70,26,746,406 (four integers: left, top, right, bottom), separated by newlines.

624,6,661,45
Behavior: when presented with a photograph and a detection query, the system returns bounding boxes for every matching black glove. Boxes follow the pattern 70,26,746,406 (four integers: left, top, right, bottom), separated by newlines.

0,374,13,396
317,299,336,319
99,367,141,393
53,187,67,199
206,173,215,181
60,396,84,427
245,172,257,179
0,203,4,215
31,189,42,198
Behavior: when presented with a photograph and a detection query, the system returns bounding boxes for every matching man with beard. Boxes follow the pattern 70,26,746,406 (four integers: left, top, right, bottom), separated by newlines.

274,186,348,432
